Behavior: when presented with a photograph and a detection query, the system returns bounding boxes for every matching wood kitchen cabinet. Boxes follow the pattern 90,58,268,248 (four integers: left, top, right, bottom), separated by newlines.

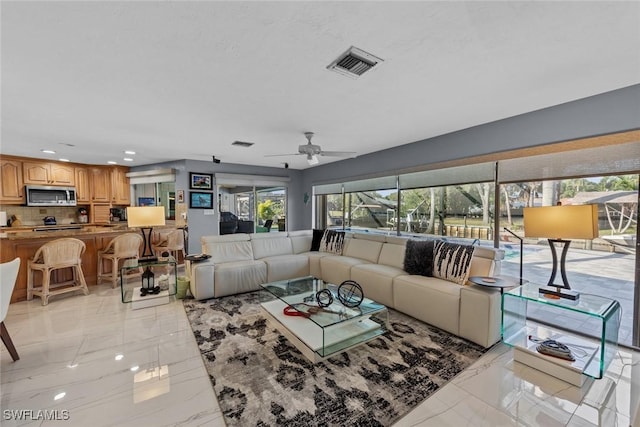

89,167,110,202
75,166,91,204
91,203,111,224
0,158,25,204
110,167,130,205
23,161,75,186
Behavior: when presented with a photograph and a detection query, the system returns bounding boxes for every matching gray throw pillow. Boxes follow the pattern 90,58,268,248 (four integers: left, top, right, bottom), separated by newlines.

403,239,435,276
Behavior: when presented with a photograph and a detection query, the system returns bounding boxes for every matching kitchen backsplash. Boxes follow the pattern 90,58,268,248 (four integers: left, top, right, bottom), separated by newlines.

0,206,86,226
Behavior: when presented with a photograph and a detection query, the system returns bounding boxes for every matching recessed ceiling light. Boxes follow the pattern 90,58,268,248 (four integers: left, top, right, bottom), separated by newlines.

54,392,66,401
107,161,117,165
123,158,134,162
59,158,70,162
124,150,136,155
41,149,56,154
115,354,124,361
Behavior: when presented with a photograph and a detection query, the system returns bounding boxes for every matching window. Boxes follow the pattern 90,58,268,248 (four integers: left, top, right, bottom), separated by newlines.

311,136,639,348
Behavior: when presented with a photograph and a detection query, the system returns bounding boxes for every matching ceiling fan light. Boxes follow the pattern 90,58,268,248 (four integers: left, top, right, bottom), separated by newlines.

307,154,319,165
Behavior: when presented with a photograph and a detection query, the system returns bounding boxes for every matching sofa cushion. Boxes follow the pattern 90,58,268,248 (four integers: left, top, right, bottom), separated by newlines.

320,255,370,286
288,230,313,254
250,233,294,259
403,239,435,276
213,260,267,297
304,251,335,278
433,241,475,285
393,274,461,336
319,229,345,254
343,238,383,263
261,254,310,282
378,242,406,269
468,246,502,279
310,229,324,251
351,263,405,307
201,235,255,263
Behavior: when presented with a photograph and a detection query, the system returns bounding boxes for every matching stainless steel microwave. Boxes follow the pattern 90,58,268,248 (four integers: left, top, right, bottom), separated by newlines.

25,185,77,207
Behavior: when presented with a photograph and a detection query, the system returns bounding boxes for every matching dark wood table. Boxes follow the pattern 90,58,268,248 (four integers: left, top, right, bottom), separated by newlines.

468,275,526,294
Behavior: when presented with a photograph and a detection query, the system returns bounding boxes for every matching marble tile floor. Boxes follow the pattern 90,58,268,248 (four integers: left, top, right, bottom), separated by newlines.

2,284,639,426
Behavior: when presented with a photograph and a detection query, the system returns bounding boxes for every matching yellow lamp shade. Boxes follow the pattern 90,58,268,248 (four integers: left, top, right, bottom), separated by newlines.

523,205,598,240
126,206,166,228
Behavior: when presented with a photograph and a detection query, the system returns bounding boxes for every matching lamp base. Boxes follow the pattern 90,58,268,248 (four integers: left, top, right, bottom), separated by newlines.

538,286,580,301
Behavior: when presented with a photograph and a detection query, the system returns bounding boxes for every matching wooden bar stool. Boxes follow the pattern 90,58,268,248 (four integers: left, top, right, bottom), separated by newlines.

27,238,90,306
152,229,186,266
97,233,144,288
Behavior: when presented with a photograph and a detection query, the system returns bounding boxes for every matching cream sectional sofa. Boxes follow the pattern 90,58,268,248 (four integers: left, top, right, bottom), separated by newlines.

189,230,504,348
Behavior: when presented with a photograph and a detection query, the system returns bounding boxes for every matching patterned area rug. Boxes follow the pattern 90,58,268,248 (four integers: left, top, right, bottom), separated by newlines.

183,291,486,426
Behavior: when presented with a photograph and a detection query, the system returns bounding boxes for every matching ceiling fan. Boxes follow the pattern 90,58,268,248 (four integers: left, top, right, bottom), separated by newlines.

266,132,357,165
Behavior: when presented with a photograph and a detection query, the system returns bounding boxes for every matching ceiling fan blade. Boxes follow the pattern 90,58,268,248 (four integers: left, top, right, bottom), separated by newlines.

264,153,303,157
318,151,357,157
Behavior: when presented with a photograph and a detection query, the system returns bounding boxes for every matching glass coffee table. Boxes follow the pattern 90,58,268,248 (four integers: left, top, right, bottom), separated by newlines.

260,276,390,362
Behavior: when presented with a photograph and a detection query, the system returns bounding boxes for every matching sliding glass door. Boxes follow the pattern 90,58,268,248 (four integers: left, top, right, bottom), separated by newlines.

215,174,289,234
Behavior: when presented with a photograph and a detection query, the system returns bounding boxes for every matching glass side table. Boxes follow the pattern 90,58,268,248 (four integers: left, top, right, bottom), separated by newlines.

502,283,620,386
120,259,177,309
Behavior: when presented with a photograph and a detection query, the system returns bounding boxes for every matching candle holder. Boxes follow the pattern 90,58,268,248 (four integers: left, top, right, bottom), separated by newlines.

140,266,160,296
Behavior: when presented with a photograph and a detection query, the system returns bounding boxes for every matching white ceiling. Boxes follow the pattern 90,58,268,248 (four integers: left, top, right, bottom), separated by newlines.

2,1,639,170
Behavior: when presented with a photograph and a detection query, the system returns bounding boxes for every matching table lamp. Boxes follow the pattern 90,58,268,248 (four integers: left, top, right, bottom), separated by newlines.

127,206,166,261
523,204,598,300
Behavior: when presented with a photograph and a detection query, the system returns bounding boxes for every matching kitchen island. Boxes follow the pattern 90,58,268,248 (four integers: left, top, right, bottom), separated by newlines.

1,224,176,303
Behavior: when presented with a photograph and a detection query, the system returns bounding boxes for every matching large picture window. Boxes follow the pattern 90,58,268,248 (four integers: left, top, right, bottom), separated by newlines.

312,137,639,348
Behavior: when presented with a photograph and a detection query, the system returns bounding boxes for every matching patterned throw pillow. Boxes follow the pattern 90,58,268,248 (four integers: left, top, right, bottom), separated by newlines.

319,229,345,255
432,241,475,285
403,239,435,276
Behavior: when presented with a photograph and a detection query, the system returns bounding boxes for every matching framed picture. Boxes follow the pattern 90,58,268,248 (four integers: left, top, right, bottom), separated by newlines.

138,197,156,206
176,190,184,204
190,191,214,209
190,172,213,190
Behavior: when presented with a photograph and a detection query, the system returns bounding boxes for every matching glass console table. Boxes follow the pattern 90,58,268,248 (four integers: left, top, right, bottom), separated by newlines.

502,283,620,386
120,260,177,309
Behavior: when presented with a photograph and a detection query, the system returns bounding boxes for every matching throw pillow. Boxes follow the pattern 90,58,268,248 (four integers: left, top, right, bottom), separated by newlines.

310,229,325,252
319,229,345,255
403,239,435,276
432,241,475,285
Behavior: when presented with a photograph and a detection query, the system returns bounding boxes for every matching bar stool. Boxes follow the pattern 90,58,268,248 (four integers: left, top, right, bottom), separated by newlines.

27,238,90,306
97,233,144,288
152,229,186,266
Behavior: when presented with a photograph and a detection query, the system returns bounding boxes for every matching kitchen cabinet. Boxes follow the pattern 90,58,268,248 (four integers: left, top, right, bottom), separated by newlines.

91,203,111,224
110,167,130,205
0,158,25,204
23,161,75,186
90,167,110,202
75,166,91,204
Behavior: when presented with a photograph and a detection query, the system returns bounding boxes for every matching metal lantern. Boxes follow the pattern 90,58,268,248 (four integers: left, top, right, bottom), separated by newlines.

141,266,155,291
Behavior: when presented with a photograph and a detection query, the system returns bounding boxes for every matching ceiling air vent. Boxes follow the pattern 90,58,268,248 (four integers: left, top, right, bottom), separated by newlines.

232,141,254,148
327,46,384,79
